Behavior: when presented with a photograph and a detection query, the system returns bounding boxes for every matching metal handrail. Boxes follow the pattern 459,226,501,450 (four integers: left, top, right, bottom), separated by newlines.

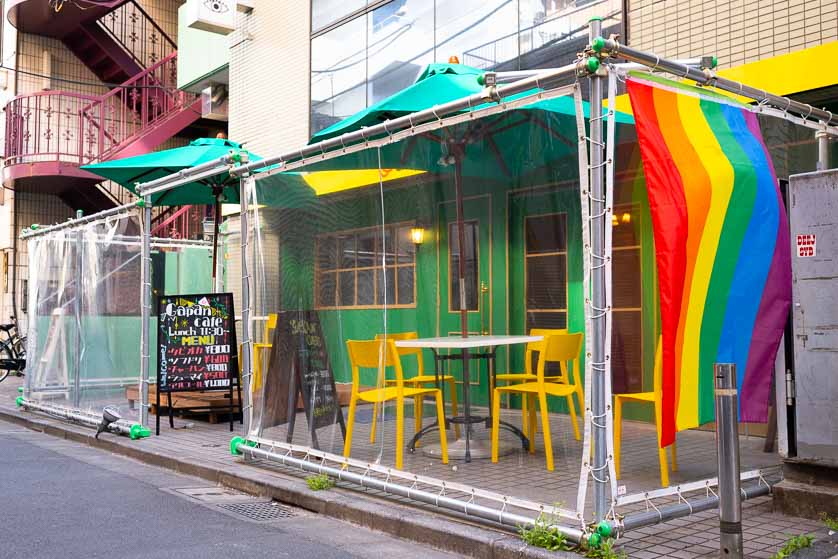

3,52,197,170
98,0,177,69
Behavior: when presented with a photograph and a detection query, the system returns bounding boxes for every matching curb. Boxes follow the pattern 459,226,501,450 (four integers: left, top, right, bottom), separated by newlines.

0,407,578,559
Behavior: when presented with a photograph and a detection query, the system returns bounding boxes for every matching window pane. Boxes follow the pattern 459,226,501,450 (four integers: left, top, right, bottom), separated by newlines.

612,205,640,247
525,213,567,253
312,0,366,33
612,249,641,309
526,254,567,310
397,267,414,305
367,0,435,104
318,237,336,270
357,269,375,305
357,229,376,267
526,311,567,332
338,234,356,268
436,0,518,69
311,17,367,134
339,270,355,306
379,227,395,265
612,311,643,393
449,221,478,311
518,1,612,69
319,272,336,307
376,267,396,306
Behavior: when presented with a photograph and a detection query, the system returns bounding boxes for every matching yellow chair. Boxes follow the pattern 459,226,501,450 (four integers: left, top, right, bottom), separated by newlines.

344,339,449,469
491,333,584,471
372,332,459,443
252,313,278,390
613,336,677,487
493,328,582,441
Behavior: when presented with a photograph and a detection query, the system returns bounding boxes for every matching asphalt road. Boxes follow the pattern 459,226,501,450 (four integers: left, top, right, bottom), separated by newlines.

0,419,459,559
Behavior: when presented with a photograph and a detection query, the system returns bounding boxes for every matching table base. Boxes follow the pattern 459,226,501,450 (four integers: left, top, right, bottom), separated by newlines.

420,437,518,460
408,419,529,462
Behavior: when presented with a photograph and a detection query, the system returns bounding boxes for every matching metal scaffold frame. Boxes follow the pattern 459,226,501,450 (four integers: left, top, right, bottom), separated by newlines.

124,17,835,541
18,201,211,434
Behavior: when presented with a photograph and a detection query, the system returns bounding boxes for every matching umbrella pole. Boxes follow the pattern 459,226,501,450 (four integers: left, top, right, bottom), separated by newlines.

212,193,221,291
453,151,474,462
454,154,469,338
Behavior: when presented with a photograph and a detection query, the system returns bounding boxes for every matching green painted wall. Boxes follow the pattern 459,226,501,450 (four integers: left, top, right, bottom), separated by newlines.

265,161,660,421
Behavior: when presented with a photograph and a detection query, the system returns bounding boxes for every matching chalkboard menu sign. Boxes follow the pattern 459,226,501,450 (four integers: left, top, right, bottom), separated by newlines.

156,293,239,434
262,310,345,447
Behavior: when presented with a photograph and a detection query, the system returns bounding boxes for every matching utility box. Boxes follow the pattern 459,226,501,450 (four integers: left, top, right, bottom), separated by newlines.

774,168,838,519
184,0,236,35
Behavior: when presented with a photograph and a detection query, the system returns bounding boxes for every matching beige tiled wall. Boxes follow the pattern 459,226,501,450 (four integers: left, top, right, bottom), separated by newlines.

228,1,311,156
628,0,838,69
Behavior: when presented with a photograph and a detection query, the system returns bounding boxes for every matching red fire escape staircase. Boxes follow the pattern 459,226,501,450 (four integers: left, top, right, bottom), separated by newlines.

3,0,202,220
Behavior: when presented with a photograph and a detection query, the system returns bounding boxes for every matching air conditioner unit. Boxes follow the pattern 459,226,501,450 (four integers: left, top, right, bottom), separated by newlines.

185,0,236,35
201,85,229,121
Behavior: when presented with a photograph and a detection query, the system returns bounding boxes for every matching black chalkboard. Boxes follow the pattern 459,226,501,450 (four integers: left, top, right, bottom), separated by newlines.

156,293,240,435
262,310,345,448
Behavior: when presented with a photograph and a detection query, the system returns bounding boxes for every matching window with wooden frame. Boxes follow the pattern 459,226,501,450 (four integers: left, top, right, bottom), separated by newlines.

524,213,568,331
315,223,416,309
611,203,643,393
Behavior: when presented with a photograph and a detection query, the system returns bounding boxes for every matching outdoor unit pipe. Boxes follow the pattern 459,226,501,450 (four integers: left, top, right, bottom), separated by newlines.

593,37,838,128
619,479,772,533
233,441,586,542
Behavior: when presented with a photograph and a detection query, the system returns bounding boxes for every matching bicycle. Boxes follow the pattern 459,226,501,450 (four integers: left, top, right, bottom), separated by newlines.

0,317,26,383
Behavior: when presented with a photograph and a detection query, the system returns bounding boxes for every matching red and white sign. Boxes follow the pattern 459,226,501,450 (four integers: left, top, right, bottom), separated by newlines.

796,234,816,257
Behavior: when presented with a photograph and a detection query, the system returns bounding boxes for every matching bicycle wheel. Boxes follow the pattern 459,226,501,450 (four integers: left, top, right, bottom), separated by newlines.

0,342,12,383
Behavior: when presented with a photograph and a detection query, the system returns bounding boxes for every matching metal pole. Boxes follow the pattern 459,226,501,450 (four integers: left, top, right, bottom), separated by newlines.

240,175,253,436
452,151,472,462
588,16,608,523
817,126,830,170
620,479,771,532
715,363,743,559
20,201,138,240
594,38,838,127
140,197,152,427
234,442,585,542
72,210,83,409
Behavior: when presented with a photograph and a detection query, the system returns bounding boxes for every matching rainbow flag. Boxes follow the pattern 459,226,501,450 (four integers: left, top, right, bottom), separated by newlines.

626,75,791,447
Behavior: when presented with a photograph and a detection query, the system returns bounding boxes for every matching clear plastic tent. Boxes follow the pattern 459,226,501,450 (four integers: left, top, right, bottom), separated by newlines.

24,209,212,426
231,71,811,528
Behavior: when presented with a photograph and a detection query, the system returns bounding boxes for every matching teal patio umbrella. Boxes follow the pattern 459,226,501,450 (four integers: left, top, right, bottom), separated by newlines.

308,63,634,335
83,138,315,284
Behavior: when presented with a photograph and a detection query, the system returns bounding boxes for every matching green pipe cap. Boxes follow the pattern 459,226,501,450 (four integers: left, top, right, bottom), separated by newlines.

589,15,603,21
592,36,606,53
712,55,718,68
477,74,485,86
15,396,24,407
18,386,23,393
230,436,247,455
586,57,601,73
596,520,612,537
230,150,242,163
588,532,602,548
136,199,146,208
30,224,39,230
129,424,151,440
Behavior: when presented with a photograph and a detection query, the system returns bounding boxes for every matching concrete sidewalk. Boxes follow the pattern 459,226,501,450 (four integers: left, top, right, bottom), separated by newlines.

0,378,828,559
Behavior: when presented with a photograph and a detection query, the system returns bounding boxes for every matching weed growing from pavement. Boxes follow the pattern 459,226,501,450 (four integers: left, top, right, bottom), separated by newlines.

305,474,335,491
519,513,572,552
584,538,627,559
821,513,838,532
771,534,814,559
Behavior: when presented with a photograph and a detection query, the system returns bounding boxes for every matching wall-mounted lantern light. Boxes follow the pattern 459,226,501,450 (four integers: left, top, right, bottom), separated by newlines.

410,226,426,245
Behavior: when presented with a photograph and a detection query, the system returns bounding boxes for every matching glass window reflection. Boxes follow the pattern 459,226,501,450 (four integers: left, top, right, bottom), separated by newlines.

311,16,367,134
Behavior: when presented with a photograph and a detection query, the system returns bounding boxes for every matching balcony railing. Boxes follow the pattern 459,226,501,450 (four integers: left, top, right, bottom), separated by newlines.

4,52,197,170
99,0,177,69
